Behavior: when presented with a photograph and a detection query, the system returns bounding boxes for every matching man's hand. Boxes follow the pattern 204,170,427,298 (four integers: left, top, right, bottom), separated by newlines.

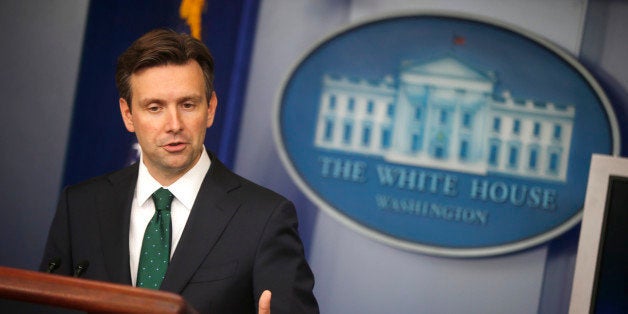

259,290,272,314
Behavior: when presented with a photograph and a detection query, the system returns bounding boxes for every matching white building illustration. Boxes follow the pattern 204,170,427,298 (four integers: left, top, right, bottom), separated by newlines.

314,57,575,182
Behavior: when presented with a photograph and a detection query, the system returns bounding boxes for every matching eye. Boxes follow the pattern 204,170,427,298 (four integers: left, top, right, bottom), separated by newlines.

182,103,195,110
147,105,161,112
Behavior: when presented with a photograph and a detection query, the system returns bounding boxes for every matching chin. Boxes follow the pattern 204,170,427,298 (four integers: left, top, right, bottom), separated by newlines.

164,162,190,171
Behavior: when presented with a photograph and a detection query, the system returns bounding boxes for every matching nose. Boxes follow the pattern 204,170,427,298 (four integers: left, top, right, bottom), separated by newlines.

165,106,183,133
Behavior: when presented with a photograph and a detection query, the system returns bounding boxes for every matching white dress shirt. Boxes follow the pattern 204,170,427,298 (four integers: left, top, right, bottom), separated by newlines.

129,149,210,286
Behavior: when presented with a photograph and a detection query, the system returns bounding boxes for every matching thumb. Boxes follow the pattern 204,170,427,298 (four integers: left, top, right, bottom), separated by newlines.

259,290,272,314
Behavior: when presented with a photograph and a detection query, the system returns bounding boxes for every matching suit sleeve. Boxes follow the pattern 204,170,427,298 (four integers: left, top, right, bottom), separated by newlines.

252,200,319,314
39,187,73,276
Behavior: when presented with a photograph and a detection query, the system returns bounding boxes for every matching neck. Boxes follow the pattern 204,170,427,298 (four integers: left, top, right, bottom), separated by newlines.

145,157,200,186
151,171,183,187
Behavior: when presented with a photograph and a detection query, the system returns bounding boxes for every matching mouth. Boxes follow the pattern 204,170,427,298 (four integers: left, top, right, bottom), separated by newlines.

162,141,188,153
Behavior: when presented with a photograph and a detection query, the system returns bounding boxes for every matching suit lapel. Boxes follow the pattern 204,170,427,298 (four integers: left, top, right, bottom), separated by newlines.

97,164,137,285
160,156,242,293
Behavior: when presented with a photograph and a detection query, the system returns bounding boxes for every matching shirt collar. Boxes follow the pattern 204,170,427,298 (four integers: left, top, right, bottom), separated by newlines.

136,148,211,210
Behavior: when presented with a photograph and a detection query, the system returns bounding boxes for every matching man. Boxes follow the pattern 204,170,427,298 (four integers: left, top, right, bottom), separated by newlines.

40,29,318,313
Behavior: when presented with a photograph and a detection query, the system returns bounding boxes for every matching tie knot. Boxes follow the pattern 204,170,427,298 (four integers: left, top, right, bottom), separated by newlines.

152,188,174,212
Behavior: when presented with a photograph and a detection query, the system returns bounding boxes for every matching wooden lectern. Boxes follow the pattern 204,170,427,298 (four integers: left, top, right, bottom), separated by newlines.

0,266,197,313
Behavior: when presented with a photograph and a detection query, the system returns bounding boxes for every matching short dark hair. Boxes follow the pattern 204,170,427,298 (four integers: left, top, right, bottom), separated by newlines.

115,29,214,104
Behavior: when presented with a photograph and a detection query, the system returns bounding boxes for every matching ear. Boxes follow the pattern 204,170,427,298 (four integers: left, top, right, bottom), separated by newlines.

119,98,135,132
206,91,218,128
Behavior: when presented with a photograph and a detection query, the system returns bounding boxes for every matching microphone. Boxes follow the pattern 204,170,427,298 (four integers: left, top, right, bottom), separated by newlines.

46,257,61,273
73,260,89,278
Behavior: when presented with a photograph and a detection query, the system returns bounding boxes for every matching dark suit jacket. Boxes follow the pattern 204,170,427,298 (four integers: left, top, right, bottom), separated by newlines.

40,152,318,313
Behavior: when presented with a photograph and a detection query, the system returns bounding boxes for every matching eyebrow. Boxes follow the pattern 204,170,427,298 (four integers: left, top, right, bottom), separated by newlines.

177,95,203,103
138,95,203,107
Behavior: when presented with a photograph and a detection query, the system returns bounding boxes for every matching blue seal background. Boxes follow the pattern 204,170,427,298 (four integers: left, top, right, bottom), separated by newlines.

277,15,615,251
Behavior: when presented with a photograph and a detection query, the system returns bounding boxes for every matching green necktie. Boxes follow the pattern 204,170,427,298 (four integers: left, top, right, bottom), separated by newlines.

136,188,174,289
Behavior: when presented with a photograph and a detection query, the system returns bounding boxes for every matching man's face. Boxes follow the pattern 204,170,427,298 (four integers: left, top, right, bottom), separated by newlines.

119,61,217,185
